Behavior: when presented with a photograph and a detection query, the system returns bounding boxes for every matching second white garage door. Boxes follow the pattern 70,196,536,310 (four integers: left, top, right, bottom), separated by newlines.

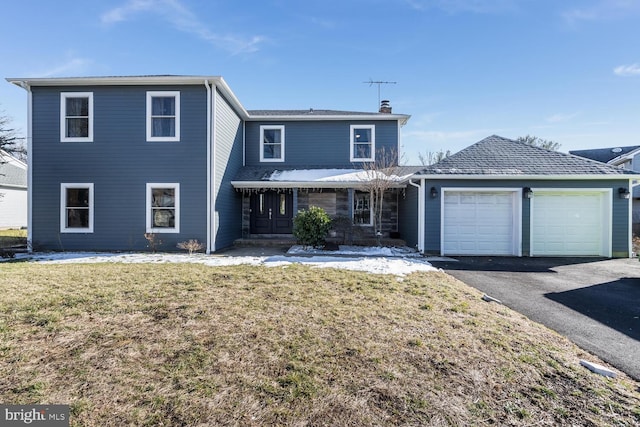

530,190,611,257
442,190,520,256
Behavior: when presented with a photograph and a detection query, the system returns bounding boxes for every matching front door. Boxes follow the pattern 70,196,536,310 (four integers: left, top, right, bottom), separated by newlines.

250,191,294,234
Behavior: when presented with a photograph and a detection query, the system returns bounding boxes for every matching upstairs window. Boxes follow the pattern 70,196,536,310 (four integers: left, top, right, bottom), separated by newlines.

60,183,94,233
260,125,285,162
61,92,93,142
146,183,180,233
147,91,180,141
350,125,375,162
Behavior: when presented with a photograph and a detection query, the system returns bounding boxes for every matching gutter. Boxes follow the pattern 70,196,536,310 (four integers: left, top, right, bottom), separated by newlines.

230,181,408,190
408,179,425,253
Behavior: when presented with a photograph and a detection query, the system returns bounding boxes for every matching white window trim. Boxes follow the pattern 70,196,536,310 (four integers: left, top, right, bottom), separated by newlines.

350,124,375,162
60,92,94,142
146,183,180,233
60,183,94,233
260,125,285,162
146,91,181,142
353,190,374,226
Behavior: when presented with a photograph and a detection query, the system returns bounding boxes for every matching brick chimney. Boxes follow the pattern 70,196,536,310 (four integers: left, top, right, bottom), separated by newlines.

379,99,392,114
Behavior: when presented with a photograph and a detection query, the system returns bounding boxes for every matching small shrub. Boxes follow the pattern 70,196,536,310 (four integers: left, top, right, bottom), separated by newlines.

144,233,162,253
177,239,204,255
293,206,332,248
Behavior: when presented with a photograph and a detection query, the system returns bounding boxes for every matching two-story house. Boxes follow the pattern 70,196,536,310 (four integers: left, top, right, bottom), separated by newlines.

6,76,411,252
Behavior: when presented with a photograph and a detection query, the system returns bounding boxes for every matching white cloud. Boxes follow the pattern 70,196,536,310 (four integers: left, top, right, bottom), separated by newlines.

614,64,640,76
563,0,640,24
101,0,265,55
37,57,93,78
545,112,579,123
406,0,520,14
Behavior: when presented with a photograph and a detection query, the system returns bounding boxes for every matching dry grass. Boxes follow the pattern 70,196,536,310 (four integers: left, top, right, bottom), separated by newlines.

0,263,638,426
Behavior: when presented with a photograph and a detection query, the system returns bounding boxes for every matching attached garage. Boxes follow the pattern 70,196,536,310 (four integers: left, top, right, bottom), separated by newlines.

414,136,636,258
530,190,612,257
442,189,521,256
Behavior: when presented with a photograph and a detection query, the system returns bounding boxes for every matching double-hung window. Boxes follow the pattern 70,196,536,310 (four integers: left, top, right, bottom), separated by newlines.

260,125,285,162
350,125,375,162
60,183,94,232
61,92,93,142
147,91,180,141
146,183,180,233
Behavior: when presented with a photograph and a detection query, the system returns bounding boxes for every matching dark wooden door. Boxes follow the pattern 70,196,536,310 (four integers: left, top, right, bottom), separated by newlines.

250,192,293,234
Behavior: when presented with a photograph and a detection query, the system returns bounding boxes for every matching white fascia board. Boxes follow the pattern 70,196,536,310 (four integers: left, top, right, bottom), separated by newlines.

230,181,407,189
412,174,639,180
7,75,222,86
248,114,410,124
7,75,250,120
0,150,27,169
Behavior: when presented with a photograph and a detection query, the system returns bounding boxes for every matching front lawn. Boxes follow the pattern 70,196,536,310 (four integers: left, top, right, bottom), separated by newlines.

0,263,637,426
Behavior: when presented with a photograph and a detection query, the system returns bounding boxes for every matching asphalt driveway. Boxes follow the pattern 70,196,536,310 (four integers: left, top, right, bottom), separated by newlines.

428,257,640,381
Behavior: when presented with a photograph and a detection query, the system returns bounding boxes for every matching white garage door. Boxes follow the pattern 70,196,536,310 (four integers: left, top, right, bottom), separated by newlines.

443,191,519,256
530,191,611,256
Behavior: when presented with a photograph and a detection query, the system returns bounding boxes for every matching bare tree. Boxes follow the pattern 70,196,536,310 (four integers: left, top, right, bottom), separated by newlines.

0,110,26,162
360,147,402,245
517,135,561,151
418,149,451,166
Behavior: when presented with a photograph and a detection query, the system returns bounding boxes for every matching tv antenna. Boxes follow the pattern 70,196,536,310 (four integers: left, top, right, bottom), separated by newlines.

363,79,397,106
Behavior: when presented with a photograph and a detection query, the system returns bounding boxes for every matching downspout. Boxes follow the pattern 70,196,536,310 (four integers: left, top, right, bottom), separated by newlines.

19,82,33,252
204,80,212,254
408,179,424,253
211,87,218,252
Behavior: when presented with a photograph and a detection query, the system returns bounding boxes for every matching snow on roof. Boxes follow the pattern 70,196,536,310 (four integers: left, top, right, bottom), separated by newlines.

267,168,413,183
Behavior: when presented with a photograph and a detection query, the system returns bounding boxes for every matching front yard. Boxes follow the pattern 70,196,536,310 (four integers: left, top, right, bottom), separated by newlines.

0,262,638,426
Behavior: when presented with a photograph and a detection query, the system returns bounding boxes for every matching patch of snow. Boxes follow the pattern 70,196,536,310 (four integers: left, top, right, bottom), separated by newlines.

287,245,421,257
6,247,437,276
264,255,437,276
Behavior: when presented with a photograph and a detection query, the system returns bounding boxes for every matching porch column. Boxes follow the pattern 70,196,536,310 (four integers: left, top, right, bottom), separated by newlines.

347,188,354,218
293,188,298,214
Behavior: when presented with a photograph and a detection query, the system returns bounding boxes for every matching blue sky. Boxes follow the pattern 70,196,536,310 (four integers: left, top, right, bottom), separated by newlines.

1,0,639,164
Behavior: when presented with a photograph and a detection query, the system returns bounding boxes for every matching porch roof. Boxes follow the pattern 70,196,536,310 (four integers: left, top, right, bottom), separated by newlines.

231,166,416,189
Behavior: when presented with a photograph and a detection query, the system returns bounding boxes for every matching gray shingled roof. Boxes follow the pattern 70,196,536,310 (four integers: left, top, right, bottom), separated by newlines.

418,135,636,176
569,145,640,163
0,155,27,187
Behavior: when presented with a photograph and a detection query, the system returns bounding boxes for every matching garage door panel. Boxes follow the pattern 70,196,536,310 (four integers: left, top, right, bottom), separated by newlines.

443,191,518,256
531,191,609,256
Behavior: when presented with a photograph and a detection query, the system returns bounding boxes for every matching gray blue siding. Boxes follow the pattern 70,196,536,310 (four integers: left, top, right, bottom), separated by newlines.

245,120,400,167
31,85,209,251
398,184,418,249
423,179,631,257
213,89,244,250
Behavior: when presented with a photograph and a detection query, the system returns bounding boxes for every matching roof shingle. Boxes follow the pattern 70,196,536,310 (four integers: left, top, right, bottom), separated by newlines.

418,135,636,176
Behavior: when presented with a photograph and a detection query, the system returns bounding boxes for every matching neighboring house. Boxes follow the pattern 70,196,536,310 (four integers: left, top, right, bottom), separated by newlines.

6,76,411,252
408,136,637,258
0,150,27,229
570,145,640,234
